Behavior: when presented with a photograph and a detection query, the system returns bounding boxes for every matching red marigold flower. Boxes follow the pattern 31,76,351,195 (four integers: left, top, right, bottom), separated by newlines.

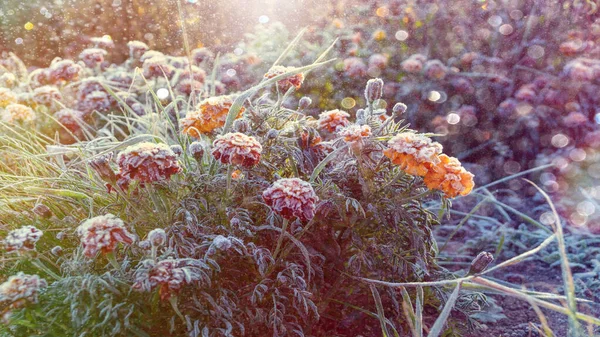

262,178,319,222
559,40,584,56
423,154,475,198
79,48,108,68
211,132,262,167
54,108,84,133
76,214,135,257
180,95,244,137
48,59,82,83
264,65,305,91
384,133,443,176
0,88,17,108
116,142,181,188
318,109,351,133
142,56,175,79
0,272,47,321
133,258,208,301
3,226,43,253
1,104,35,124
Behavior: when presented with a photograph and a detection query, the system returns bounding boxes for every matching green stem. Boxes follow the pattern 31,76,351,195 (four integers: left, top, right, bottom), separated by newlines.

226,165,233,199
106,251,121,272
31,258,61,280
273,218,289,260
169,296,186,323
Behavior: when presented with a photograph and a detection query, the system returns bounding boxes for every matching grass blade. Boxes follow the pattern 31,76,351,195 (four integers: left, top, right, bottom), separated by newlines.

428,283,462,337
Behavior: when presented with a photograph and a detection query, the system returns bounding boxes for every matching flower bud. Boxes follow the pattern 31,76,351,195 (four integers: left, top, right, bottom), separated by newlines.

147,228,167,247
364,78,384,103
32,204,53,219
169,145,183,157
188,141,205,161
51,246,63,256
392,102,407,115
89,153,116,183
356,109,366,124
298,96,312,110
468,252,494,275
266,129,279,140
233,118,251,133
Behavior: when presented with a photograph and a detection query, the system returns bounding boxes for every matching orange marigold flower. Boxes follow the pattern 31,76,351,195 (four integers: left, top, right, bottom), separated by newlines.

339,124,372,143
384,133,443,176
318,109,351,133
264,65,304,91
263,178,319,222
116,142,181,188
211,132,262,167
180,96,244,137
76,214,136,257
0,88,17,108
1,103,35,124
424,154,475,198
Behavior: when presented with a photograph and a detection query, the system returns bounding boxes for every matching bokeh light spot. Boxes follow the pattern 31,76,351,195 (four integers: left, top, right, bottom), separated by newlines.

551,134,569,148
395,30,409,41
24,22,34,30
341,97,356,109
447,113,460,124
156,88,169,100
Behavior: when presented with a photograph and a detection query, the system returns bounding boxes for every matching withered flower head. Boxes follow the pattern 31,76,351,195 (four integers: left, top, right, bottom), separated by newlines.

262,178,319,222
116,142,181,187
318,109,351,133
180,95,244,137
384,132,443,176
3,226,43,253
76,214,135,257
211,132,263,167
264,65,305,91
468,252,494,275
1,104,35,124
423,154,475,198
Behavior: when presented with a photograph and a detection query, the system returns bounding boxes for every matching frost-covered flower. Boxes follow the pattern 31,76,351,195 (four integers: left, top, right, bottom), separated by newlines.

127,41,150,60
343,57,367,78
54,108,84,132
384,133,443,176
339,124,372,144
147,228,167,247
32,86,62,106
368,54,388,70
264,65,305,91
191,47,214,65
423,154,475,198
1,104,35,124
176,78,203,96
142,56,175,79
133,258,209,300
79,48,107,68
76,214,135,257
77,91,112,114
0,88,17,108
188,141,205,161
318,109,351,133
0,272,47,319
90,35,115,49
211,132,262,167
263,178,319,222
48,59,82,83
424,59,448,80
401,55,424,73
3,226,43,253
116,142,181,187
180,95,244,137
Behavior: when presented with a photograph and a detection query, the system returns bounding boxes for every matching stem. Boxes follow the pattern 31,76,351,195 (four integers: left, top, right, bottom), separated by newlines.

273,218,289,260
168,295,186,323
106,251,121,272
31,258,61,280
226,165,233,199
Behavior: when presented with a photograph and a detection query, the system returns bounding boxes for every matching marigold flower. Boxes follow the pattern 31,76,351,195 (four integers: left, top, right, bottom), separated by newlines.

32,86,61,106
343,57,367,78
264,65,305,91
0,272,47,320
191,47,214,65
79,48,107,68
142,56,175,79
54,108,84,132
116,142,181,187
76,214,135,257
1,104,35,124
424,154,475,198
262,178,319,222
318,109,351,133
384,133,443,176
3,226,43,253
133,258,208,301
514,84,537,102
90,36,115,49
180,96,244,137
48,59,82,83
211,132,262,167
339,124,372,143
0,88,17,108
